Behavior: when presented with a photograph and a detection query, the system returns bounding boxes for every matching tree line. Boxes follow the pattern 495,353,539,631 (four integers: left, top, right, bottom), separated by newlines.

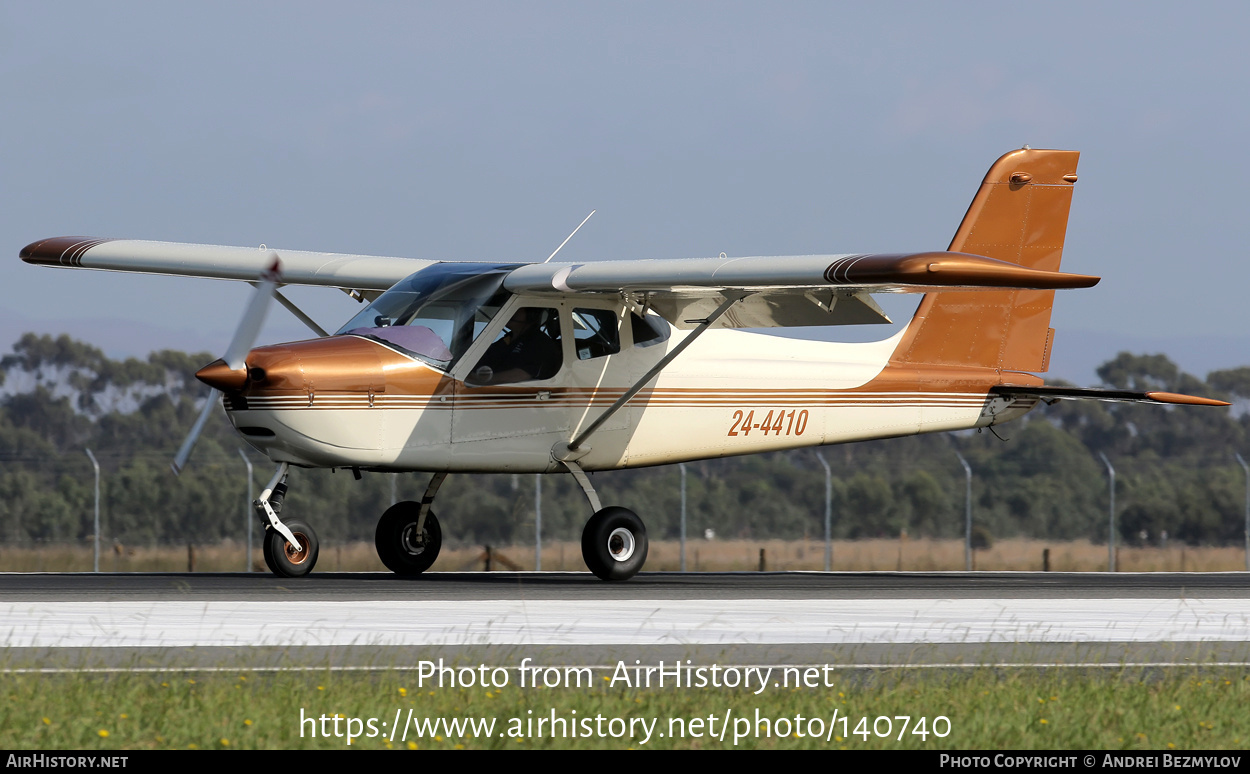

0,333,1247,550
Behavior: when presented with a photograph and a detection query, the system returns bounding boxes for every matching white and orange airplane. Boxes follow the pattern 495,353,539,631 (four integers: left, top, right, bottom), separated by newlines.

20,148,1227,580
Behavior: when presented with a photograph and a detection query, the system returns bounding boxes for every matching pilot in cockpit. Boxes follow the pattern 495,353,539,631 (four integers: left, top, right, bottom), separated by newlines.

469,307,563,385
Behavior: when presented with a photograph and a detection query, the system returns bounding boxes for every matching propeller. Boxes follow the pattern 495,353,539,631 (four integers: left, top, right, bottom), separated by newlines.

171,255,282,476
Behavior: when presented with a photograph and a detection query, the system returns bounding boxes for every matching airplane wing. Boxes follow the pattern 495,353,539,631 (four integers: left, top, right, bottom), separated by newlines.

992,384,1230,407
507,251,1099,329
22,238,1099,331
20,237,434,295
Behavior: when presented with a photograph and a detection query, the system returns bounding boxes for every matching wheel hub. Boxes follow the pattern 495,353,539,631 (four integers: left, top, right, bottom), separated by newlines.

400,523,427,556
607,527,635,563
284,532,310,565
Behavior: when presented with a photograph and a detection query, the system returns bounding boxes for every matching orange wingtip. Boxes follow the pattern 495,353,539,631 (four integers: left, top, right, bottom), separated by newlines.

824,252,1099,290
1144,391,1231,407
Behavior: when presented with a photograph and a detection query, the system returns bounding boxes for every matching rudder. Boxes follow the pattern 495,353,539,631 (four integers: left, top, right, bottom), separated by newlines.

891,148,1080,373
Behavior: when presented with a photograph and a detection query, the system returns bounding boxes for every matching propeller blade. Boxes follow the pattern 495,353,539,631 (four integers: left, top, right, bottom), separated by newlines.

223,253,282,371
172,255,281,476
171,388,220,476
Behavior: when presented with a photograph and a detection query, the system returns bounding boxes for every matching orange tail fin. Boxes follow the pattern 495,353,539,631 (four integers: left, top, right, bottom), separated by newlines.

891,148,1080,373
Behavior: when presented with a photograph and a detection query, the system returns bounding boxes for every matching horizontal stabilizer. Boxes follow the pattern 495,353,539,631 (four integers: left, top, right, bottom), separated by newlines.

992,385,1229,407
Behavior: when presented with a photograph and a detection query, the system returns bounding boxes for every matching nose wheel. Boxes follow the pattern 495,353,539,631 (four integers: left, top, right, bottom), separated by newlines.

375,501,443,576
581,507,648,581
263,518,319,577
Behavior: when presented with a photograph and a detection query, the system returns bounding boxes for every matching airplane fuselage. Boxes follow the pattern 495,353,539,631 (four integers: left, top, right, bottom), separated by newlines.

224,293,1038,473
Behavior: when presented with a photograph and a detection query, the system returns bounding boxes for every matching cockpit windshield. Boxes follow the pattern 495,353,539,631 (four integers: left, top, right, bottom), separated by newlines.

336,263,519,370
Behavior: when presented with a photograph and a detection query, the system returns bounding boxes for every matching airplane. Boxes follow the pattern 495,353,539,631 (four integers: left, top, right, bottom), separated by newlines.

19,148,1229,581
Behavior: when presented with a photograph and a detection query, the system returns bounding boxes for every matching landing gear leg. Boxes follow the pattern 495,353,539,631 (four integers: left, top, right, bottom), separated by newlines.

375,472,446,576
563,460,648,581
255,463,319,577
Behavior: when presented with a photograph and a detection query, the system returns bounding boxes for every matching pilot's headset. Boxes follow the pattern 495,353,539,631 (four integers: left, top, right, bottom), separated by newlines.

539,308,561,339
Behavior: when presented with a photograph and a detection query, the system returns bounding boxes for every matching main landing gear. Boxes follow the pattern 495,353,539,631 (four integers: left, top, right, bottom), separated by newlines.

564,460,648,581
581,506,648,581
370,464,649,581
374,472,445,576
254,462,320,577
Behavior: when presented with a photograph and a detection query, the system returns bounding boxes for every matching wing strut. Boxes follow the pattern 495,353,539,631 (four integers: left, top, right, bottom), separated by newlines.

555,293,746,459
250,283,330,338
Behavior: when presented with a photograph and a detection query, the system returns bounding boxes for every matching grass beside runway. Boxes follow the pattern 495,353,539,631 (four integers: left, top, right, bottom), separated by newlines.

2,666,1248,749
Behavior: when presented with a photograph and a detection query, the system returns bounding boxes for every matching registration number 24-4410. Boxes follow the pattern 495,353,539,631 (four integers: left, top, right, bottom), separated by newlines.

728,409,809,437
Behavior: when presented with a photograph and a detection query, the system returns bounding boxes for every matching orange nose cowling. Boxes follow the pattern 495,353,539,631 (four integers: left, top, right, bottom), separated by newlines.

196,359,249,392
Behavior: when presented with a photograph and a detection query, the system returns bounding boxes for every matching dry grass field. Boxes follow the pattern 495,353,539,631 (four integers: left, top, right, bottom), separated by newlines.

1,537,1246,573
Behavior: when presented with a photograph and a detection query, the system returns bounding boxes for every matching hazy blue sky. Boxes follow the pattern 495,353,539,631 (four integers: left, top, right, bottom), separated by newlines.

2,2,1247,381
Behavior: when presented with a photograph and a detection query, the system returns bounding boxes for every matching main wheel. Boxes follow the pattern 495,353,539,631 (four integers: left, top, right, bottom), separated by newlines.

375,501,442,576
263,519,319,577
581,506,648,581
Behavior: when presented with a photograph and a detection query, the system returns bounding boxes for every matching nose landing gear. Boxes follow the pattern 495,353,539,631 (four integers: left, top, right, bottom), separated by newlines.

254,462,320,577
263,518,319,577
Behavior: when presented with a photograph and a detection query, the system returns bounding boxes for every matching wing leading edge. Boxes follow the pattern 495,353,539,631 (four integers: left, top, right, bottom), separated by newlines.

20,237,434,293
505,250,1098,294
506,250,1099,330
22,238,1099,331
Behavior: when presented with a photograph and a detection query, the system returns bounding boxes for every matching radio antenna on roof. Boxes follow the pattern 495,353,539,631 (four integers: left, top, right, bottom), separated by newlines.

543,210,596,263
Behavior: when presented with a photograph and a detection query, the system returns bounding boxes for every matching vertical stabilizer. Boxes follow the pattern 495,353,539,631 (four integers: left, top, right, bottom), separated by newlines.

891,148,1080,373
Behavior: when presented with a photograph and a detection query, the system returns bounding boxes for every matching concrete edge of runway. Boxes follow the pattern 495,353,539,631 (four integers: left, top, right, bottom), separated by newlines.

5,642,1250,672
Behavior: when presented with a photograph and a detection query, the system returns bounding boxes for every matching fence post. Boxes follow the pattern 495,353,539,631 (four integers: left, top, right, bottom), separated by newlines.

84,449,100,573
955,451,972,571
1236,454,1249,572
815,452,832,571
1099,452,1116,572
679,463,687,572
238,449,253,572
534,474,542,571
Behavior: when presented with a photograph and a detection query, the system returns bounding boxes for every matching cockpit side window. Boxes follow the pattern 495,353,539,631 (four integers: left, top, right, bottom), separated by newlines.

467,307,564,385
573,308,621,361
630,311,669,347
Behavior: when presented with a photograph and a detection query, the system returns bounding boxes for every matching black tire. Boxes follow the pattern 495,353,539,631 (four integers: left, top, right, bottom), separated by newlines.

581,506,648,581
262,531,276,574
375,501,442,576
264,519,319,577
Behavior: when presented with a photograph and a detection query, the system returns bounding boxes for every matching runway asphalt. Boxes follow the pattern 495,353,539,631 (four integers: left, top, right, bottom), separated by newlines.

1,571,1246,670
2,569,1248,601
